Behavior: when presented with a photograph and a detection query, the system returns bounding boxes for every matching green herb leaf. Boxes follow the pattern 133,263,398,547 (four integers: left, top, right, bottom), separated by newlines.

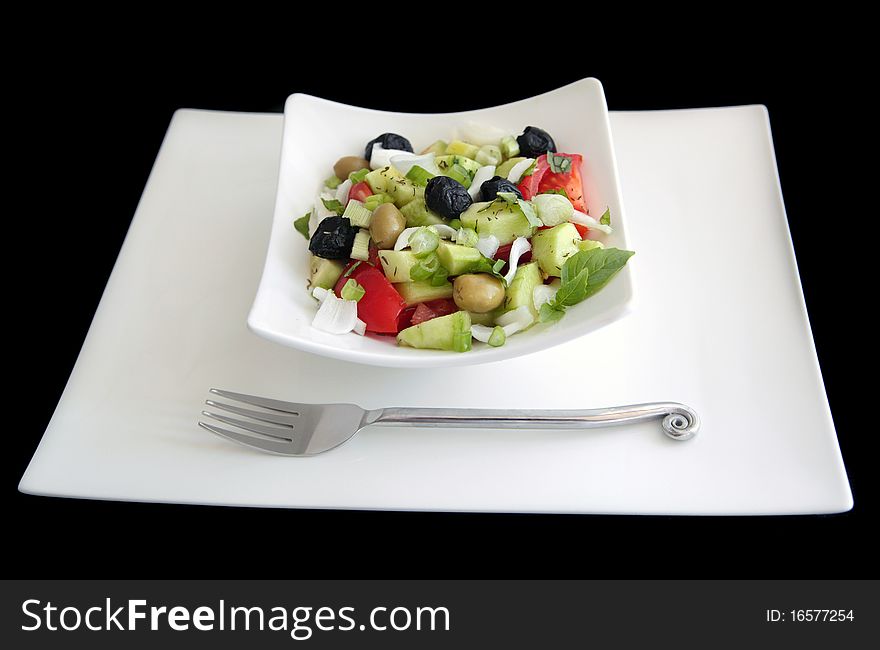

539,301,566,323
558,247,635,305
321,198,346,216
325,175,342,189
555,267,591,306
547,152,572,174
599,207,611,226
348,168,370,184
540,187,569,198
341,279,365,302
294,213,310,239
517,199,543,228
496,191,518,203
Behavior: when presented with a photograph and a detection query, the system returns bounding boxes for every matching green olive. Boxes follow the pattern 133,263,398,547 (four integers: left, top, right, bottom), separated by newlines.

369,203,406,250
333,156,371,181
452,274,505,313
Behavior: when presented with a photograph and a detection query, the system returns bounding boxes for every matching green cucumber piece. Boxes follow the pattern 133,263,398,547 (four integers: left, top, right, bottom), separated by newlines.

495,156,526,179
476,145,502,167
436,241,486,276
399,197,446,227
531,223,582,277
503,261,543,320
397,310,472,352
377,250,421,283
459,201,535,245
500,135,520,159
309,255,345,290
420,140,447,156
395,280,454,305
444,140,480,159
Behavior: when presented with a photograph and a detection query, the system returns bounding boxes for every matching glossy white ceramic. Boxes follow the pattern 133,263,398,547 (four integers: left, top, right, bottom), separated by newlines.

19,107,851,514
248,78,634,367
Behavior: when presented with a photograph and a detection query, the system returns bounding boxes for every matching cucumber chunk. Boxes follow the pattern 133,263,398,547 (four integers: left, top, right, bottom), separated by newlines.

503,261,543,320
395,280,454,305
436,241,486,275
397,311,472,352
378,250,421,283
531,223,582,277
309,255,346,290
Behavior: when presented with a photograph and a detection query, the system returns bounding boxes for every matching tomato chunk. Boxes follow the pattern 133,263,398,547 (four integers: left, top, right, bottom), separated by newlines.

349,181,373,203
334,262,405,334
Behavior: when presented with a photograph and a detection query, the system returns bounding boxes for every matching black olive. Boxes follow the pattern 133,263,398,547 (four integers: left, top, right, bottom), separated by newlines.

478,176,524,202
424,176,473,220
516,126,556,158
364,133,413,161
308,216,358,260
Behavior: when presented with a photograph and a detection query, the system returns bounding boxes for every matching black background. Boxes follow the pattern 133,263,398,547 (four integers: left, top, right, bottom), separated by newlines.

8,24,873,577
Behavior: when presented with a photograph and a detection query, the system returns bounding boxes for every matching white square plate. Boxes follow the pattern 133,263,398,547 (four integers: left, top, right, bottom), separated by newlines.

19,107,851,514
248,78,634,368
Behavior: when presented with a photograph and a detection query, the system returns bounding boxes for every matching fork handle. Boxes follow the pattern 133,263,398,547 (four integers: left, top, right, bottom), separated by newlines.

371,402,699,441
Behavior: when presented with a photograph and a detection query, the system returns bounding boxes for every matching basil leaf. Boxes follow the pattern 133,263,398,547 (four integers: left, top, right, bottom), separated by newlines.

516,199,543,228
294,213,310,239
539,301,566,323
599,207,611,226
555,267,590,306
325,175,342,189
321,198,346,216
559,247,635,304
547,152,572,174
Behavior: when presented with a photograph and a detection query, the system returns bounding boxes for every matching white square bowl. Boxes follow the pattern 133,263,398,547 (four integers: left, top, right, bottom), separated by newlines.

248,77,633,367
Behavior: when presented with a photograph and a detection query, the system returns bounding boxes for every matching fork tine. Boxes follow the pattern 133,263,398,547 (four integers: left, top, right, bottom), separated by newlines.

198,422,297,455
205,399,295,427
209,388,302,415
201,411,294,441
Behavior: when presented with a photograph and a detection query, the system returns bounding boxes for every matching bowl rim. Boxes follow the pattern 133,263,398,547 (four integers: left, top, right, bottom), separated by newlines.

248,77,634,368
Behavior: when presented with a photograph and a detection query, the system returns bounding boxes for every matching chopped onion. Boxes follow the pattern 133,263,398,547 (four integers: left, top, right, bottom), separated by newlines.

533,284,558,311
532,193,573,227
457,122,507,146
571,210,613,234
431,224,458,240
495,304,534,335
467,164,496,200
476,234,500,259
394,226,443,251
390,153,438,176
503,236,532,285
353,319,367,336
507,158,535,184
335,178,352,204
370,145,415,170
311,286,331,302
470,324,496,343
311,292,359,334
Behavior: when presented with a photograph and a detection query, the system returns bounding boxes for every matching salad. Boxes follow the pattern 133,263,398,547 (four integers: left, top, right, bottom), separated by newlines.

296,125,633,352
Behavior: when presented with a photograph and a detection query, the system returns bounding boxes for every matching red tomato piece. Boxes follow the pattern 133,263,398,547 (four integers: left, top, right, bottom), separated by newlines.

516,155,549,200
536,153,586,212
349,181,373,203
410,303,437,326
397,306,416,332
334,263,405,334
573,223,590,239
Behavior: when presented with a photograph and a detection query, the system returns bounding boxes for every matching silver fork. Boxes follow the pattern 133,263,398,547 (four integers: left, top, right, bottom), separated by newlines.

199,389,699,456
